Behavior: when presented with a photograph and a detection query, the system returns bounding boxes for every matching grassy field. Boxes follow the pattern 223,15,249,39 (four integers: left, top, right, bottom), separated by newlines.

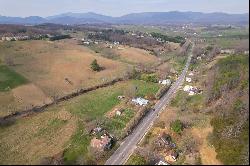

199,27,249,49
0,65,28,91
88,44,159,66
0,109,77,165
0,40,130,98
87,44,120,60
0,79,160,165
0,39,133,117
205,38,249,49
126,153,147,165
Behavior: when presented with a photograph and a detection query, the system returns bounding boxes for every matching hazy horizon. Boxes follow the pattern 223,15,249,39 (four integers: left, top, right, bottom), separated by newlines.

0,0,249,17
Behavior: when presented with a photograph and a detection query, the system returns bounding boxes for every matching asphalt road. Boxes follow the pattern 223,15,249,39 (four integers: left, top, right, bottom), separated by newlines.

105,43,194,165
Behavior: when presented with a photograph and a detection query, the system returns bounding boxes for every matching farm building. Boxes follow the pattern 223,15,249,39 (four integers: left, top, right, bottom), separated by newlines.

132,97,149,106
159,79,171,86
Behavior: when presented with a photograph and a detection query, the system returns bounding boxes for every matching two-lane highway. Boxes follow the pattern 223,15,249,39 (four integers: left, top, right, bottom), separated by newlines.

105,42,194,165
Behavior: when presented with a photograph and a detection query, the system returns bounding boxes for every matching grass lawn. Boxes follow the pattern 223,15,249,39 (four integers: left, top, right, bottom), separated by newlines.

0,65,28,91
104,108,135,136
126,153,147,165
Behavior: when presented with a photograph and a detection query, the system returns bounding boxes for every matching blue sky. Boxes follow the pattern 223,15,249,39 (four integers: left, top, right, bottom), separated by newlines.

0,0,249,17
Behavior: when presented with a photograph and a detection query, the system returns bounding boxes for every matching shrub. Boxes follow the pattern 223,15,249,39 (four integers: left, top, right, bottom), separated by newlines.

140,73,158,83
49,34,71,41
170,120,184,134
90,59,101,71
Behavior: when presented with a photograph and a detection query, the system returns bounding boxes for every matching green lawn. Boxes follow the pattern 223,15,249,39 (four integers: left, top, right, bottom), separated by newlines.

0,65,28,91
104,108,135,137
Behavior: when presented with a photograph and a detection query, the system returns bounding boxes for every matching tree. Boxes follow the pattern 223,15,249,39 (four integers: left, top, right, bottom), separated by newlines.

90,59,101,71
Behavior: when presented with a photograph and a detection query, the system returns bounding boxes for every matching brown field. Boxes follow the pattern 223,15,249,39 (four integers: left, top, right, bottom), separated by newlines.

0,39,131,116
12,83,52,107
0,40,130,97
0,83,52,117
0,108,77,165
191,127,222,165
114,46,159,65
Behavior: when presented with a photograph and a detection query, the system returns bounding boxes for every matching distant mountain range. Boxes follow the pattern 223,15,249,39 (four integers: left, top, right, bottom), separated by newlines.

0,11,249,25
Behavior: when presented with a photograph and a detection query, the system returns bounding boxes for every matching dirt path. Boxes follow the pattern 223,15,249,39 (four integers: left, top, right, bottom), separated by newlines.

191,127,222,165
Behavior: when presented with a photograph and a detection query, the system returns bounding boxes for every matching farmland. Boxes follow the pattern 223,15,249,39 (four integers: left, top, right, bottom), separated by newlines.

0,39,131,116
0,22,248,165
0,79,160,164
